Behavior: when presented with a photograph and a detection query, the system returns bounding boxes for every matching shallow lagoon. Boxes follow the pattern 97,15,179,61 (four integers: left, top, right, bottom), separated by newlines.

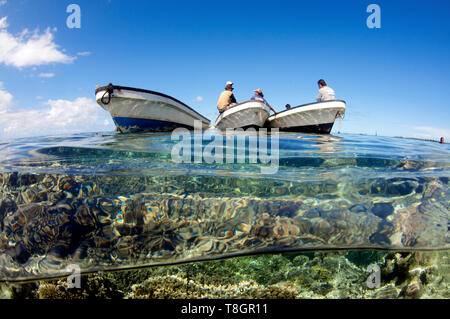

0,131,448,298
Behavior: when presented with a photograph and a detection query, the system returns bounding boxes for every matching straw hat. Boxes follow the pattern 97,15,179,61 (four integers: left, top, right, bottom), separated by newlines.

253,89,263,94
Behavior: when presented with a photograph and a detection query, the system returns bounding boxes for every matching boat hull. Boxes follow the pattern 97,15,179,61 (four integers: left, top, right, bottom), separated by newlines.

215,101,271,130
96,85,210,133
267,100,346,134
111,117,195,133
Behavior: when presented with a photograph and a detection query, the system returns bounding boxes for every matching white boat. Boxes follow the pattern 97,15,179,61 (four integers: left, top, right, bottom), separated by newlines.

95,84,210,133
266,100,346,134
215,100,271,130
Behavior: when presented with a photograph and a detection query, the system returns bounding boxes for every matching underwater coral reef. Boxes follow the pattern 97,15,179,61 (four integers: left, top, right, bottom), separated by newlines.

1,251,448,299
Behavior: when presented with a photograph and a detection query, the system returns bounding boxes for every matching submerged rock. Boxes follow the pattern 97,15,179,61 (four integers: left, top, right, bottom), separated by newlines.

370,284,399,299
36,273,123,299
127,275,298,299
0,170,448,287
371,203,394,219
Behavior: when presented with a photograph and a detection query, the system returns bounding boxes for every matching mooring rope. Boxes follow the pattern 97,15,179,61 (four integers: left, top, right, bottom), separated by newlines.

101,83,114,105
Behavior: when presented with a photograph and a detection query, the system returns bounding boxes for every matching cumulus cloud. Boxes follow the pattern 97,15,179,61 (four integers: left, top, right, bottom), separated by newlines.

38,72,55,78
45,98,100,127
412,126,450,140
77,51,91,56
0,16,8,29
0,17,75,68
193,96,203,102
0,94,114,138
0,82,13,113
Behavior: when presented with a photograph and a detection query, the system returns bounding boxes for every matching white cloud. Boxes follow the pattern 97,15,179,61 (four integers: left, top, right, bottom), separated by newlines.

77,51,91,56
0,95,114,138
45,98,99,126
0,1,6,7
194,96,203,102
0,18,75,68
412,126,450,140
0,16,8,29
0,82,13,113
38,72,55,78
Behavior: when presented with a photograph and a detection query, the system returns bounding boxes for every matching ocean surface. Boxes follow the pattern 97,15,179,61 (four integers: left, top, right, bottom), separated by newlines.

0,131,449,283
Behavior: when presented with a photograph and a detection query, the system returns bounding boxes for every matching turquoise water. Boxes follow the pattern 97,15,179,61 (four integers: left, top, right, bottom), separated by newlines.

0,131,449,282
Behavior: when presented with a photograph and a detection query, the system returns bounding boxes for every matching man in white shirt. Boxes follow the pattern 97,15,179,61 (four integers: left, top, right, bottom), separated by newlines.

316,79,336,102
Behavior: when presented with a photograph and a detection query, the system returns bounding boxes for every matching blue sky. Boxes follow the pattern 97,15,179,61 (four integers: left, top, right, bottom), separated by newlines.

0,0,449,140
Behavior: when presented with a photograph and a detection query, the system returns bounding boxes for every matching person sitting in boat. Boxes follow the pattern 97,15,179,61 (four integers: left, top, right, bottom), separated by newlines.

217,81,237,113
316,79,336,102
251,89,277,114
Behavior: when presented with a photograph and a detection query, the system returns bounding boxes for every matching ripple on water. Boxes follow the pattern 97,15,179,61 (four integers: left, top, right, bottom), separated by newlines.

0,132,449,281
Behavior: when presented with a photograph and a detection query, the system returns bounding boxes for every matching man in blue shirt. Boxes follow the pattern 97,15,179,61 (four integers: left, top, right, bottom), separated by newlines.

251,89,277,114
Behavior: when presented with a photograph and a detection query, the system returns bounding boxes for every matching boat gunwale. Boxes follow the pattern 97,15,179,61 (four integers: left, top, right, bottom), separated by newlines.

226,99,270,109
216,100,270,123
268,99,347,120
95,85,210,123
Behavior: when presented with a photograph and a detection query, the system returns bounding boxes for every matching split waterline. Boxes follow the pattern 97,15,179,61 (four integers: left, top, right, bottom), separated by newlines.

0,131,448,283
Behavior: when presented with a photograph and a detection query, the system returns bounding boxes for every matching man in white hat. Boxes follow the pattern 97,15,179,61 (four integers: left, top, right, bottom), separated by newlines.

217,81,237,113
251,88,277,114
